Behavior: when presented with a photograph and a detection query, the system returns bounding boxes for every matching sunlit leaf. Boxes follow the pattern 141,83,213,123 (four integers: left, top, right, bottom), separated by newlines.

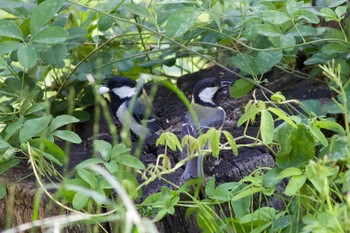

94,140,112,161
30,0,64,33
284,175,307,196
33,26,69,44
72,191,90,210
230,78,255,98
0,19,23,40
0,41,21,56
122,3,150,17
17,44,37,69
237,106,260,127
276,124,315,168
260,110,274,144
52,130,82,144
165,7,200,37
50,115,80,132
255,24,283,37
262,10,290,25
19,115,51,143
114,154,145,170
222,131,238,156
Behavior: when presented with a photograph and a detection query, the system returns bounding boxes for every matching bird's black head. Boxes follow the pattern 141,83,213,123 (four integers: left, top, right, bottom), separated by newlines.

192,78,221,107
98,76,139,100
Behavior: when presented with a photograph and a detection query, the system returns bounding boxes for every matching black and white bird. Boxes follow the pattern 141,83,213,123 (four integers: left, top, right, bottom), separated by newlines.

98,76,162,138
181,78,226,180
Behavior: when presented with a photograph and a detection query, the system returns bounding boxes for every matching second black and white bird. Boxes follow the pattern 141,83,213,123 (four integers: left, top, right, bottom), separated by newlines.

98,76,162,138
181,77,226,180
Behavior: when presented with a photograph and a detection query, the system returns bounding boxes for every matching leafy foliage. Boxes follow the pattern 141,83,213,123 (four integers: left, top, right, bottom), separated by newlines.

0,0,350,232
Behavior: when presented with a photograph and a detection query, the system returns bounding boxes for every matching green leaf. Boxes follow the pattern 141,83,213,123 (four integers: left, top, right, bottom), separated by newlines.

0,139,10,150
24,102,48,115
110,144,131,159
26,138,67,164
94,140,112,161
268,107,296,127
306,161,339,194
276,124,315,168
205,176,215,197
40,44,67,65
67,27,87,39
72,191,90,210
19,115,51,143
0,158,20,175
255,24,283,37
286,0,303,16
114,154,145,170
274,122,294,155
17,44,37,69
319,135,349,161
260,110,274,144
0,57,6,69
122,3,150,17
335,6,347,19
4,116,24,141
156,132,182,151
30,0,64,33
207,128,220,158
50,115,80,132
261,10,290,25
277,167,303,179
0,184,6,199
52,130,82,144
313,120,345,135
309,126,328,147
284,174,307,196
98,15,114,31
237,106,260,127
296,9,320,24
0,19,23,40
165,7,200,37
76,158,105,170
222,131,238,156
269,34,296,52
230,78,255,98
256,50,283,74
287,25,317,36
73,111,90,123
328,0,348,7
262,167,283,187
320,8,337,21
33,26,69,44
231,54,259,75
77,169,98,189
321,43,349,55
0,41,21,56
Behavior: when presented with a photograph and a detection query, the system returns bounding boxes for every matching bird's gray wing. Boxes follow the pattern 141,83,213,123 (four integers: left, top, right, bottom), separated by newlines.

126,99,162,133
180,108,225,180
200,109,226,131
180,112,201,180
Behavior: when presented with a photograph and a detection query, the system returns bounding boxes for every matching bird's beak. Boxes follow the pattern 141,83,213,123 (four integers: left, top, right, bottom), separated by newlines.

97,86,110,94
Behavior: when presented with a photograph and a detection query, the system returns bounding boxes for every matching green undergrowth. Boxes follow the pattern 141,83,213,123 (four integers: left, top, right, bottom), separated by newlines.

0,0,350,232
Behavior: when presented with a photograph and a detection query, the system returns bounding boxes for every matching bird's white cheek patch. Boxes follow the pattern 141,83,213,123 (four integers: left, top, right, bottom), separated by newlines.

98,86,110,94
198,87,219,104
113,86,136,99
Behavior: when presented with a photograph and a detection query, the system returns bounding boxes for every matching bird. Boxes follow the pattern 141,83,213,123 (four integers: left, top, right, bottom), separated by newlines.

98,76,162,138
181,77,226,180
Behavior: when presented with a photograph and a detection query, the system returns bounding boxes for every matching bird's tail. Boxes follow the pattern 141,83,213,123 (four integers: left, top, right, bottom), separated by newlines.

181,155,204,180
